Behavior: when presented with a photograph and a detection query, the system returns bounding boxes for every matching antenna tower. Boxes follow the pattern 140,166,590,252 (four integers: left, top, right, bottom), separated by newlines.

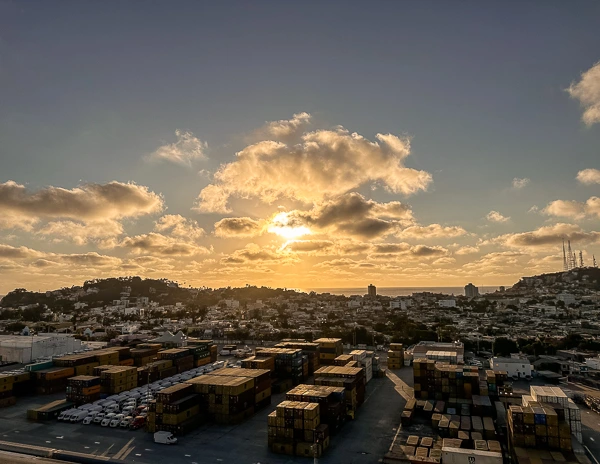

567,241,574,270
593,255,598,268
562,239,568,271
579,251,584,268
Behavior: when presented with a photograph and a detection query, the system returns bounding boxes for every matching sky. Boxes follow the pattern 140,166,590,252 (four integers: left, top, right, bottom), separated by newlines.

1,1,600,294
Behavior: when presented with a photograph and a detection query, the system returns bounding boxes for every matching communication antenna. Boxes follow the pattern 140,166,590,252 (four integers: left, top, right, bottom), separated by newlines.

593,255,598,268
579,251,584,268
562,239,568,271
567,241,573,270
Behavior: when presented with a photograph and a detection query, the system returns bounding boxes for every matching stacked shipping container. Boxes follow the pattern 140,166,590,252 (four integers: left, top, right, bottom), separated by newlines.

66,375,101,405
314,338,343,366
267,401,330,457
387,343,404,370
147,383,203,435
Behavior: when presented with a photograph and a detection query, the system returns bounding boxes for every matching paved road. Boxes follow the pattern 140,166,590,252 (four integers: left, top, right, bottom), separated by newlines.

0,374,407,464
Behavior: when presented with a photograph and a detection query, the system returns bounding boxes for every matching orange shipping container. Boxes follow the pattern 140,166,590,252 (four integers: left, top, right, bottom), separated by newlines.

119,359,134,366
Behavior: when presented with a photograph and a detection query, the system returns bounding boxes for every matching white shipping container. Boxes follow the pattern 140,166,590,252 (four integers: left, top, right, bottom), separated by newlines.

441,447,502,464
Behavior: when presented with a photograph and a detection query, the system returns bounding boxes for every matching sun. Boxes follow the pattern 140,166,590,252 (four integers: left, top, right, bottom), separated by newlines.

267,212,311,239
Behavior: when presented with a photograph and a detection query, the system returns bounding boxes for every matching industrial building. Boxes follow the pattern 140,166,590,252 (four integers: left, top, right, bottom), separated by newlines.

489,357,533,379
0,335,83,363
410,341,465,364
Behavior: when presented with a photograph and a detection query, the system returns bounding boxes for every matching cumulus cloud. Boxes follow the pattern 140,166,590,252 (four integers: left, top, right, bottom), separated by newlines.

276,193,414,239
221,243,292,264
512,178,530,189
0,244,42,259
282,240,334,253
154,215,205,240
369,242,448,258
577,169,600,185
396,224,468,239
455,246,480,255
486,211,510,223
0,214,39,232
195,119,432,213
567,61,600,126
120,233,210,256
260,112,312,140
214,217,263,238
148,130,208,166
0,181,163,222
37,220,124,245
543,197,600,219
494,223,600,249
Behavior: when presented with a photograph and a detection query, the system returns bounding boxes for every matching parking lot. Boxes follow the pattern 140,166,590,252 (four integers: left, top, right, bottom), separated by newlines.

0,372,405,464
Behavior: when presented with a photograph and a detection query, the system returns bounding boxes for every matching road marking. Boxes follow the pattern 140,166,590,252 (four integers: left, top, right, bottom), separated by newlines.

590,437,595,442
114,438,135,460
121,445,135,460
100,443,114,457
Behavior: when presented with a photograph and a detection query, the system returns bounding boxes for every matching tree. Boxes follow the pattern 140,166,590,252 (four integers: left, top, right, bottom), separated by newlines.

494,337,518,357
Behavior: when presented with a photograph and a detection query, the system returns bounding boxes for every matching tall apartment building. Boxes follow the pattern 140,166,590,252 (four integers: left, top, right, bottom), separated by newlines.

464,283,479,298
367,284,376,298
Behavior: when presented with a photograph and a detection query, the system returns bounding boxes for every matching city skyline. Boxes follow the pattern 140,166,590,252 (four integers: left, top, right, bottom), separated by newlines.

1,1,600,294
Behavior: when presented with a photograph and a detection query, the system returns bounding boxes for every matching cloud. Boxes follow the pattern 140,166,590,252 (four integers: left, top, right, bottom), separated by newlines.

221,243,292,264
512,177,530,190
260,112,312,140
0,181,164,222
567,61,600,126
455,246,480,255
396,224,468,239
57,252,121,267
0,214,39,232
37,220,124,245
148,129,208,166
120,233,211,256
195,119,432,213
543,197,600,219
486,211,510,223
577,168,600,185
277,193,414,239
214,217,263,238
0,244,42,259
154,214,205,240
369,242,448,258
494,223,600,249
282,240,334,253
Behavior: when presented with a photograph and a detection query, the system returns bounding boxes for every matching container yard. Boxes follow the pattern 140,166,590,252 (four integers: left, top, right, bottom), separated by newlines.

254,347,306,388
314,338,343,366
387,343,404,370
65,375,101,405
275,341,321,375
268,401,330,457
507,385,584,463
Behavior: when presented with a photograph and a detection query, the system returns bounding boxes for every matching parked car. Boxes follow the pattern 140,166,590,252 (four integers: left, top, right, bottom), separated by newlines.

58,409,77,421
120,416,133,428
109,414,125,428
129,415,146,430
154,431,177,444
93,412,106,424
101,413,116,426
82,415,95,425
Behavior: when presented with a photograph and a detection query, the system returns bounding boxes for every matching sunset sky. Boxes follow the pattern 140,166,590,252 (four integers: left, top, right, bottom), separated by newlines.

1,1,600,294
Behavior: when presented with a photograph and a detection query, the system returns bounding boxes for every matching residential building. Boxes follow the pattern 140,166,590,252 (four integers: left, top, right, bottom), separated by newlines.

464,283,479,298
490,356,532,378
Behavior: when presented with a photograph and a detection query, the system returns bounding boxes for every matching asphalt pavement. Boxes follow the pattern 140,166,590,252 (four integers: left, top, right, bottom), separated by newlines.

0,374,405,464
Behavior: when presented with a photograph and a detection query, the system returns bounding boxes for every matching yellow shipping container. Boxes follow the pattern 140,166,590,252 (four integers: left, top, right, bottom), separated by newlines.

162,405,200,425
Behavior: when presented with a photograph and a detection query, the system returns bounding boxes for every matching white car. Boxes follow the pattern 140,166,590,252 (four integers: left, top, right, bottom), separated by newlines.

120,416,133,428
122,406,136,416
101,413,116,426
93,412,106,424
110,414,124,428
58,409,77,421
82,415,95,425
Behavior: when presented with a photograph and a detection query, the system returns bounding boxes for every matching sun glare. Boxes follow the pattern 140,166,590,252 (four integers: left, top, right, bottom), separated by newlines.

268,212,311,239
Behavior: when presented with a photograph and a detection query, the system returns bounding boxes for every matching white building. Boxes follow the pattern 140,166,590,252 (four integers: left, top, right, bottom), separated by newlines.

585,357,600,370
438,299,457,308
0,334,83,363
490,356,532,379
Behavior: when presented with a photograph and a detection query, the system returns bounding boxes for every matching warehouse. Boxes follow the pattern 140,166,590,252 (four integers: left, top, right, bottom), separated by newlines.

0,334,82,363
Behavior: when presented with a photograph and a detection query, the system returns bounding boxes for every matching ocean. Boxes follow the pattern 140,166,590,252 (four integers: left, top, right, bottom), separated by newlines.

299,287,504,297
